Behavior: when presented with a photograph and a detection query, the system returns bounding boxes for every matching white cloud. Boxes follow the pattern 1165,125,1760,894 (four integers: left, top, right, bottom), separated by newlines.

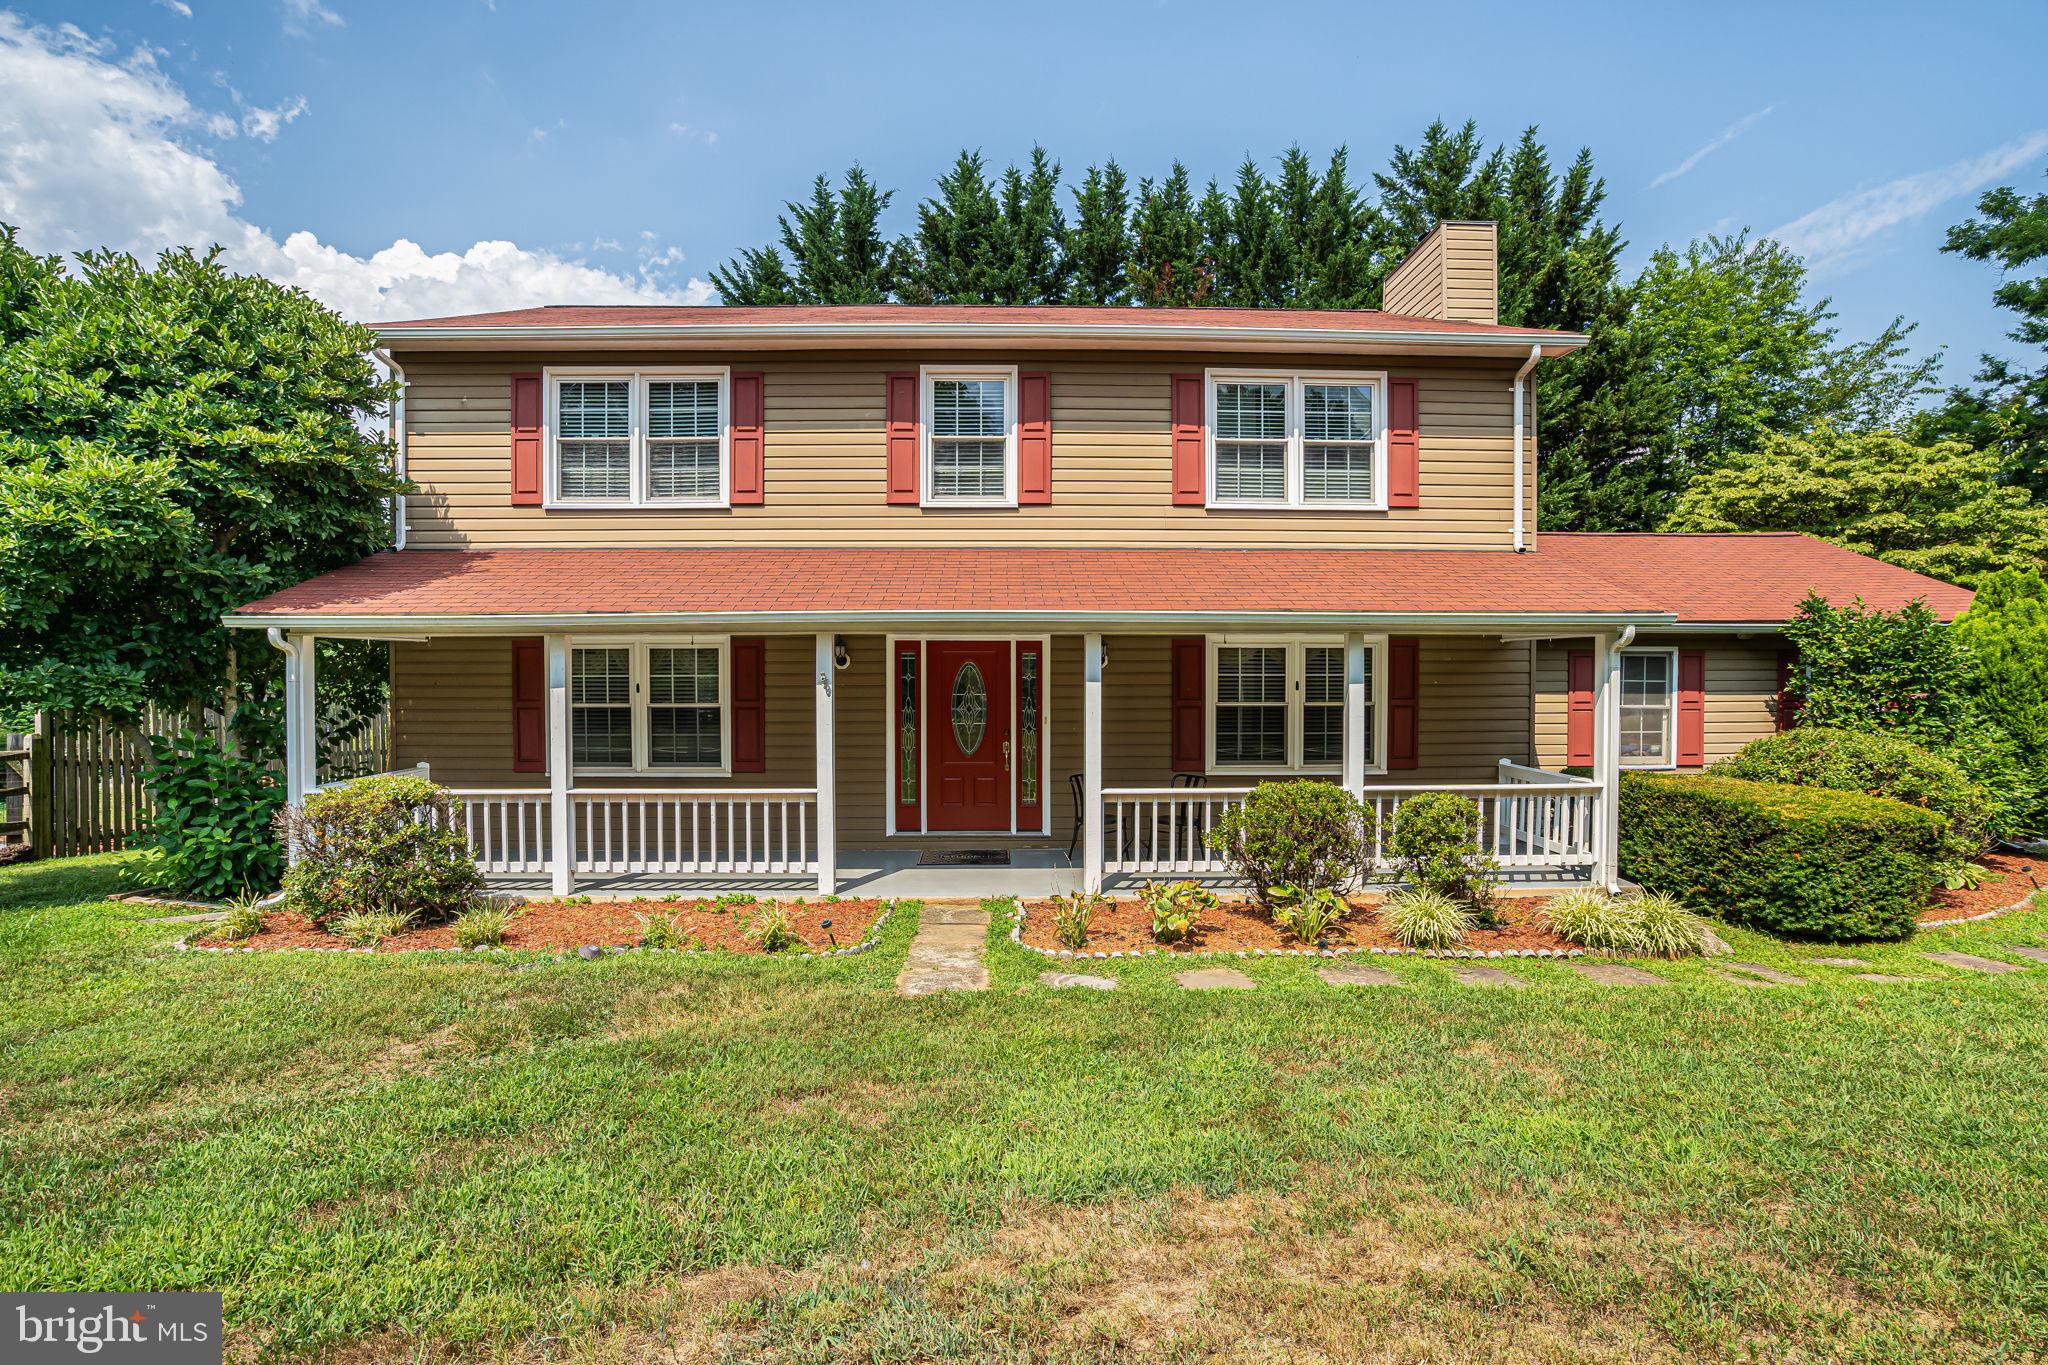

154,0,194,16
240,93,306,141
0,14,712,321
1767,130,2048,272
281,0,343,33
1650,105,1774,189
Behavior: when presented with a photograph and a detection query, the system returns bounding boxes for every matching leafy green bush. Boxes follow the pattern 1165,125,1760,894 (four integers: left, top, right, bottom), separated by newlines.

1619,773,1944,940
454,903,511,949
1954,568,2048,831
1140,879,1216,943
1205,781,1361,910
636,909,681,950
1716,727,1993,860
278,774,483,928
1270,883,1349,945
1377,887,1473,948
132,731,286,899
1048,891,1101,949
332,908,411,946
1384,790,1501,922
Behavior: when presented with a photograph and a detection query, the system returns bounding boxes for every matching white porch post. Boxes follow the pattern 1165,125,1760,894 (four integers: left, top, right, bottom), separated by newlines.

815,633,836,896
1083,633,1104,891
288,633,318,802
1593,631,1622,891
1342,632,1367,798
546,634,573,897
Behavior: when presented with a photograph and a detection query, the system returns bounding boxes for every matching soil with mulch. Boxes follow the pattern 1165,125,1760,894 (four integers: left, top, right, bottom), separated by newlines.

1919,850,2044,926
1018,893,1576,954
195,896,888,954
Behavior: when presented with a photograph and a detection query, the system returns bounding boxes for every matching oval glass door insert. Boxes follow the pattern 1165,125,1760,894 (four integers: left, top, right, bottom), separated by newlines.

950,662,987,755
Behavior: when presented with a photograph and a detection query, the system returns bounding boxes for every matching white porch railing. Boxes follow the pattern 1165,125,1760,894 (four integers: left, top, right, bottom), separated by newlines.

446,789,553,875
570,789,818,876
1102,769,1601,878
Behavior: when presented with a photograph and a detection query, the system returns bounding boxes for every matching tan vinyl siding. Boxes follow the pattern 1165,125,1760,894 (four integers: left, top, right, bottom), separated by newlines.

1533,636,1782,769
1381,230,1445,319
399,349,1528,550
1381,222,1498,325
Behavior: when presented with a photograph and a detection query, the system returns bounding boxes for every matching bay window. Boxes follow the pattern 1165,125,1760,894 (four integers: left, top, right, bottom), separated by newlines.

1208,371,1386,509
547,368,729,508
569,640,729,773
1210,637,1380,773
923,367,1016,506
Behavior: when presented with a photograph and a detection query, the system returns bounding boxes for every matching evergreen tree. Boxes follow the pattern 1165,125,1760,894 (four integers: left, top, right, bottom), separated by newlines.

1127,163,1211,305
1218,158,1284,306
1065,161,1133,305
906,150,1007,304
996,147,1069,304
1299,147,1379,308
708,167,902,305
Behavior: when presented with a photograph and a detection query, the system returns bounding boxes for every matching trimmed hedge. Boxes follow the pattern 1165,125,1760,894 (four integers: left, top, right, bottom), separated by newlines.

1618,772,1943,941
1714,726,1992,862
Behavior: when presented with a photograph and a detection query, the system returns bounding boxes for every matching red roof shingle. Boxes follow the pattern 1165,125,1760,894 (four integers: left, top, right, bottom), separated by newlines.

228,535,1971,627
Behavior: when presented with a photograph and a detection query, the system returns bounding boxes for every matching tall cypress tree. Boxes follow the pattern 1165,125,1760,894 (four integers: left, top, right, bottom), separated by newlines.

708,167,903,305
1127,162,1210,306
908,151,1007,303
1065,161,1133,305
996,147,1069,304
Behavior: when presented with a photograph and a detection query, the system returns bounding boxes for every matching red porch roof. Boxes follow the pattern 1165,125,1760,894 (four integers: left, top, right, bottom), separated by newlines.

227,535,1971,629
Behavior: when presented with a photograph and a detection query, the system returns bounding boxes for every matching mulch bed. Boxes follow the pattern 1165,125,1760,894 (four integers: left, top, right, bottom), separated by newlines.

1919,850,2044,926
1017,893,1575,955
194,895,889,955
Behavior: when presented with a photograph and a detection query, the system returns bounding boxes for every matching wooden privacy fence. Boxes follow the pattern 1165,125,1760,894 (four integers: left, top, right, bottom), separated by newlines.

1,707,389,860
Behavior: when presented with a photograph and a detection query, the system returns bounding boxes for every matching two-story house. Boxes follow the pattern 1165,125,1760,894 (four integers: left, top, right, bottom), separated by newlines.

228,221,1973,898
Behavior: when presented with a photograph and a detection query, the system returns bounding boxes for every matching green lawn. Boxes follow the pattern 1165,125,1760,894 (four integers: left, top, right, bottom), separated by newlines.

3,855,2046,1362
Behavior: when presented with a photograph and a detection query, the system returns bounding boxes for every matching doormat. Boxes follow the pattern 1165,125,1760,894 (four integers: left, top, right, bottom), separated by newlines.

918,849,1012,866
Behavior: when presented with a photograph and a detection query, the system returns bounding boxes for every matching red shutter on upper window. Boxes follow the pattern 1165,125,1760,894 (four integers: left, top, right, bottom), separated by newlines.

729,371,764,505
731,638,767,773
1775,649,1803,732
1170,637,1205,772
1170,373,1205,505
1389,637,1420,770
1019,371,1052,504
1677,650,1706,767
510,372,543,506
885,372,920,505
511,638,545,772
1566,650,1595,768
1387,378,1419,508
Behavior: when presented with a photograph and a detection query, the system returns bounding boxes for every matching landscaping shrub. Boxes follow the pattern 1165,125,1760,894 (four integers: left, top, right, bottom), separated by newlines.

1049,891,1100,949
278,774,483,928
1270,883,1349,945
1632,893,1708,959
215,896,268,942
1140,879,1216,943
332,908,411,946
1618,773,1944,940
1377,887,1472,948
1716,727,1993,861
1383,790,1501,922
1205,780,1362,910
1539,889,1640,951
455,903,511,949
636,909,681,950
133,731,286,899
743,901,802,953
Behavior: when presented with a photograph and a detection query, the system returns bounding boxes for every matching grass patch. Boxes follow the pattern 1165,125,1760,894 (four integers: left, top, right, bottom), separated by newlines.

3,856,2046,1361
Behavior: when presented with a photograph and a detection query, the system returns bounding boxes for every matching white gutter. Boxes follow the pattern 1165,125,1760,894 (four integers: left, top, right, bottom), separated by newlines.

373,347,407,550
1512,343,1541,552
372,321,1589,352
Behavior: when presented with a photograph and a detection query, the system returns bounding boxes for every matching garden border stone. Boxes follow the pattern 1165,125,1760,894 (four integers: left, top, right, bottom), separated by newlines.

1004,897,1593,961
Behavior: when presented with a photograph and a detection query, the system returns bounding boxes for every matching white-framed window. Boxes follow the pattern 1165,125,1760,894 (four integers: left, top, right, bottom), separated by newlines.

1207,370,1387,510
922,365,1017,507
569,638,730,774
1620,648,1678,770
1208,637,1384,774
546,367,729,509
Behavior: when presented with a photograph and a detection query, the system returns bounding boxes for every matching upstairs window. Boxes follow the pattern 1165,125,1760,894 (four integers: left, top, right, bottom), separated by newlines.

547,369,728,508
923,368,1016,506
1207,371,1386,510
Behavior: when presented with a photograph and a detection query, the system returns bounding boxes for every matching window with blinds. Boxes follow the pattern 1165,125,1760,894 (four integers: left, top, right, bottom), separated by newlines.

1208,372,1386,508
648,646,721,767
568,641,730,771
1214,381,1288,502
1302,383,1376,503
1214,645,1287,767
557,380,631,500
549,371,727,506
924,371,1014,504
646,380,722,501
1211,639,1381,773
1621,650,1677,767
570,647,632,766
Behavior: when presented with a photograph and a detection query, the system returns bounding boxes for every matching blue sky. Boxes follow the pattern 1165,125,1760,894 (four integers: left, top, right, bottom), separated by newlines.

4,0,2045,380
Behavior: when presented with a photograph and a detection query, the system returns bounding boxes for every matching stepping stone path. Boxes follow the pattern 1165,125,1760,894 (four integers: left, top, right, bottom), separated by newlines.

896,902,990,997
1852,973,1922,984
2005,946,2048,964
1921,951,2026,975
1569,961,1665,986
1040,971,1117,991
143,911,228,924
1318,965,1401,987
1451,965,1526,988
1812,957,1869,968
1176,967,1256,990
1713,962,1805,985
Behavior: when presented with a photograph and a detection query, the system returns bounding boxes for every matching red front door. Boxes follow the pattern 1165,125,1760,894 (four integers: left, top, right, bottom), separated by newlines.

925,641,1013,831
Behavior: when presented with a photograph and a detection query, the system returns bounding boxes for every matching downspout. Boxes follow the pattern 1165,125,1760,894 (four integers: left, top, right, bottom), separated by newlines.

1512,344,1541,552
374,347,408,551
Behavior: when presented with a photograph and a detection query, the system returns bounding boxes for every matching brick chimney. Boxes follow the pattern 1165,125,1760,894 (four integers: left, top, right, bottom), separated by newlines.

1380,221,1498,325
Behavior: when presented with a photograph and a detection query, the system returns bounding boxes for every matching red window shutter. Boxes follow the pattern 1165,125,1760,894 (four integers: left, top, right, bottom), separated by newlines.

1677,650,1706,767
885,372,920,505
1387,378,1419,508
1019,371,1052,504
731,638,767,773
1170,373,1205,505
510,372,543,506
1566,650,1595,767
1170,637,1205,772
511,638,545,772
1775,649,1803,732
1389,637,1421,770
730,371,765,505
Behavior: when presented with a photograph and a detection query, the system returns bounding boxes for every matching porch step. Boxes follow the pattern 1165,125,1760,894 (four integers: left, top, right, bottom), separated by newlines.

896,901,991,997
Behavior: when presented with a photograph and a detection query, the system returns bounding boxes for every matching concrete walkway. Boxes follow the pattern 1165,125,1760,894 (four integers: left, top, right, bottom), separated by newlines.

895,901,991,997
